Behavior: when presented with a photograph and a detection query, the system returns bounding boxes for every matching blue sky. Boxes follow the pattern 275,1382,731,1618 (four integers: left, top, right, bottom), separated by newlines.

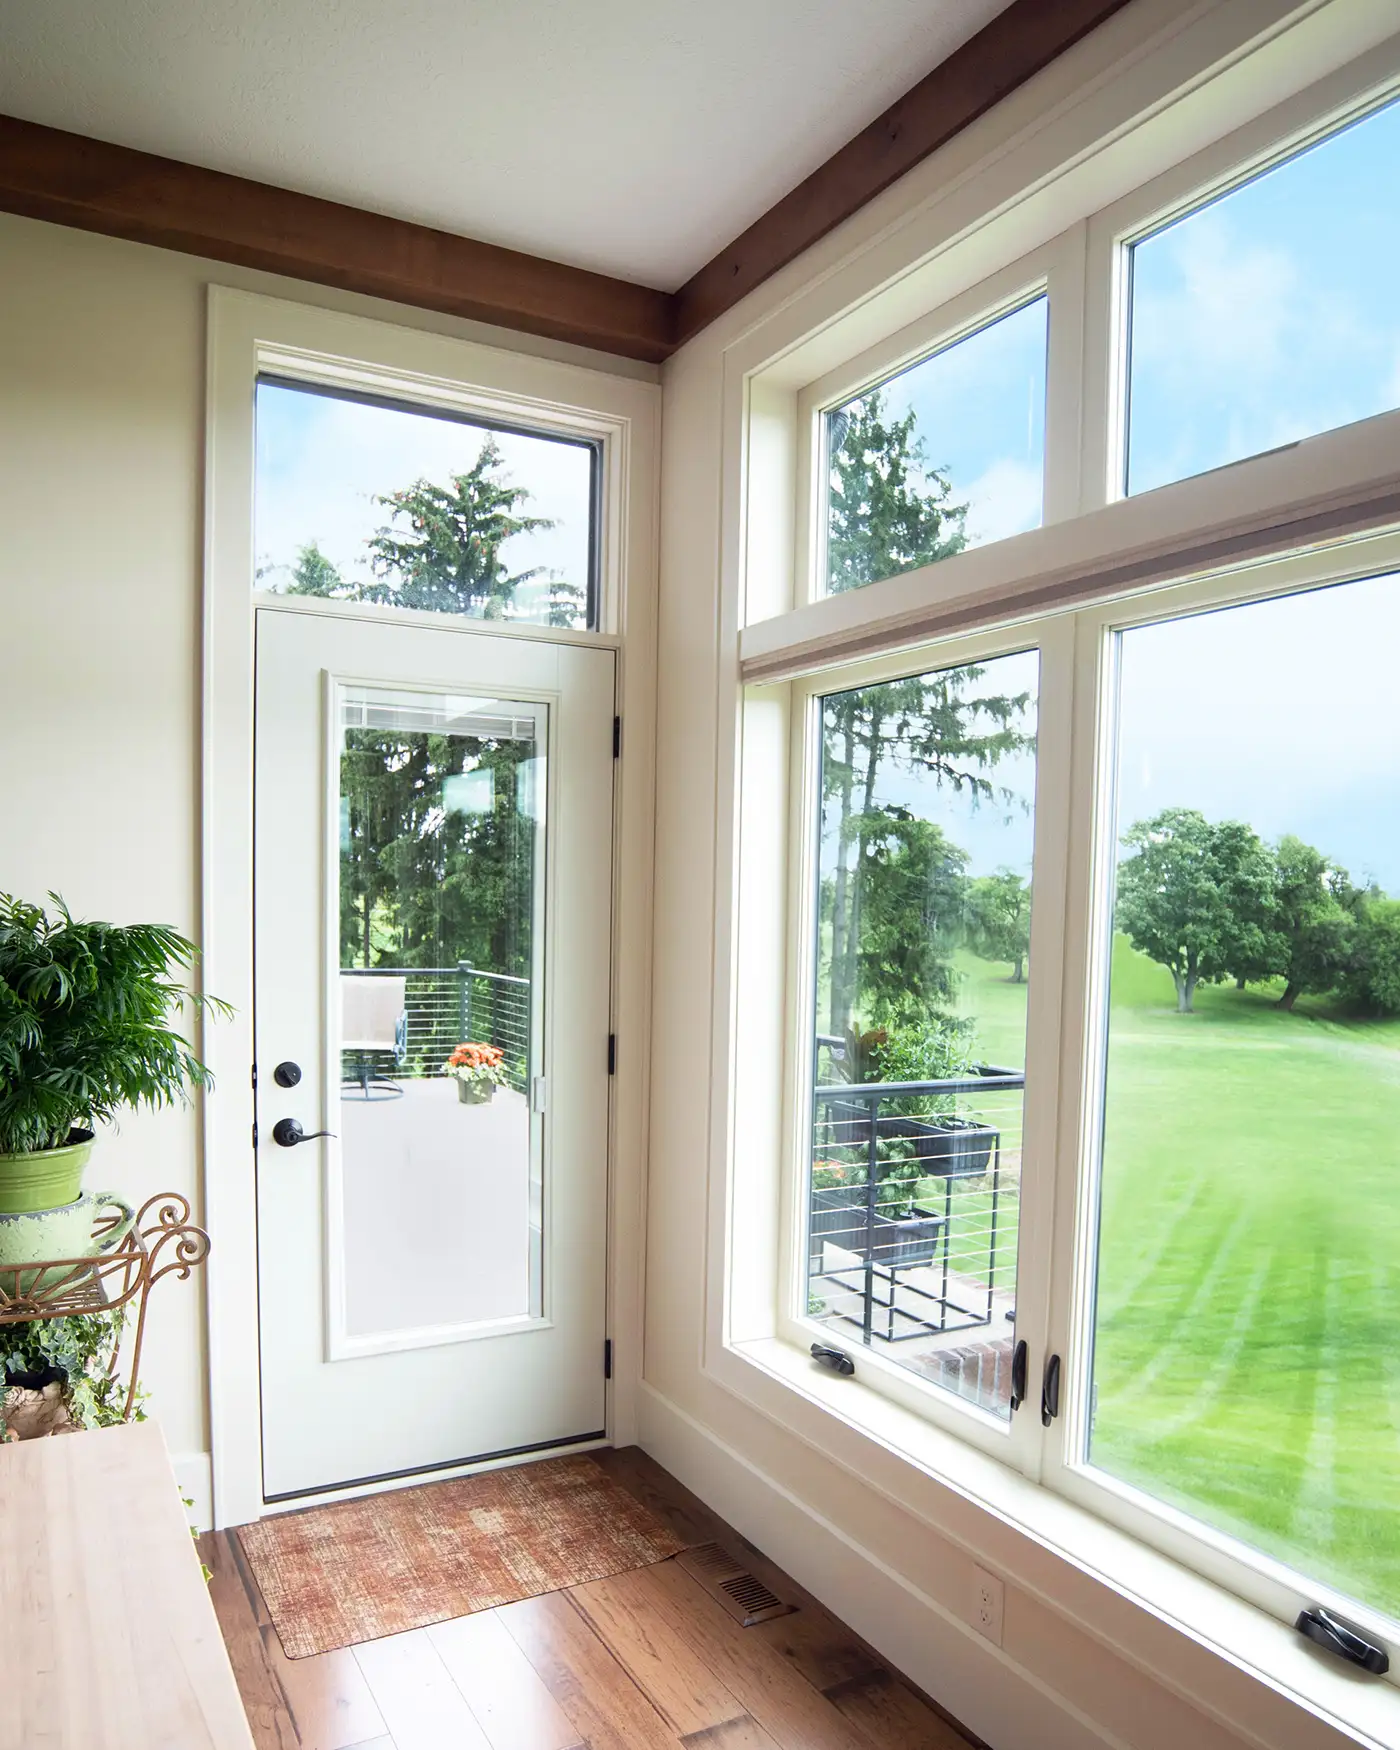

1128,95,1400,495
255,383,594,624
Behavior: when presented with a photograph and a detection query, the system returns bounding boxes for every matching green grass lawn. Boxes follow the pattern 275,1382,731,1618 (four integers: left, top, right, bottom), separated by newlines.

953,940,1400,1617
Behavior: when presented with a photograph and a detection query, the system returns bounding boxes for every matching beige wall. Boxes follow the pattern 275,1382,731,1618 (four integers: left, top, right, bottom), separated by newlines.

0,211,655,1513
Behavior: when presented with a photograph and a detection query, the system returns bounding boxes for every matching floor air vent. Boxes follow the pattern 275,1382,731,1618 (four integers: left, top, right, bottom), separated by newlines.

676,1542,795,1626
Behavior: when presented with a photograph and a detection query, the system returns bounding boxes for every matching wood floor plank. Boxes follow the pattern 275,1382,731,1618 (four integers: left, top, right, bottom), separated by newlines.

618,1561,873,1750
201,1531,298,1750
824,1669,974,1750
680,1719,783,1749
427,1610,581,1750
602,1450,976,1747
264,1633,389,1750
568,1567,750,1736
599,1449,880,1685
353,1627,493,1750
497,1590,682,1750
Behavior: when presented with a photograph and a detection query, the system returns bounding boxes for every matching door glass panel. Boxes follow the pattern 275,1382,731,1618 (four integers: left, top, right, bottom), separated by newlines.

256,379,598,628
1088,574,1400,1619
805,650,1038,1418
337,684,544,1339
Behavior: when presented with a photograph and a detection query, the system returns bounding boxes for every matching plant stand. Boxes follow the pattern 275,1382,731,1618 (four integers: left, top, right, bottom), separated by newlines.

0,1192,211,1425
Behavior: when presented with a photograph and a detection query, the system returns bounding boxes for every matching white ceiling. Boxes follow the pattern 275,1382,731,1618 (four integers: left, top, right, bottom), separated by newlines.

0,0,1013,290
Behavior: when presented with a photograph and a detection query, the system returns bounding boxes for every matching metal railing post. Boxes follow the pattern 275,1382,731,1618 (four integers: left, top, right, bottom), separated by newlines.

458,961,472,1042
863,1088,879,1346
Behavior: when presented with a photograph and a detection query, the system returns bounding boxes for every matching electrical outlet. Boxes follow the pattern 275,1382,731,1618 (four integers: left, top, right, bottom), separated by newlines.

972,1564,1004,1645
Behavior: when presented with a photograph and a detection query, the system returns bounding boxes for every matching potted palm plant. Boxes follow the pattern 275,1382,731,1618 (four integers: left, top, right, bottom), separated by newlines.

0,893,227,1212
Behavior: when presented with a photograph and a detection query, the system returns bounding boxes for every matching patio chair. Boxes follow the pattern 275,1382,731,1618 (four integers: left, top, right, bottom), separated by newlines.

340,974,408,1100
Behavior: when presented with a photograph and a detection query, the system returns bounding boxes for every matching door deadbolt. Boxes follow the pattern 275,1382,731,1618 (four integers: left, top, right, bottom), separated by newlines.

272,1061,302,1088
271,1117,335,1148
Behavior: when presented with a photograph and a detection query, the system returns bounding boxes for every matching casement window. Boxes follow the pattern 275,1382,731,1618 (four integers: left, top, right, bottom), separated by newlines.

733,45,1400,1685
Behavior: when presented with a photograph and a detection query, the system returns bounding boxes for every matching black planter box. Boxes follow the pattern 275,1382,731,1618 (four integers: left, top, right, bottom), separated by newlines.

875,1115,998,1179
809,1183,946,1269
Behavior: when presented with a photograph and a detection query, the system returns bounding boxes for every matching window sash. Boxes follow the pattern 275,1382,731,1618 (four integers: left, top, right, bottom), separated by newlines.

765,529,1400,1662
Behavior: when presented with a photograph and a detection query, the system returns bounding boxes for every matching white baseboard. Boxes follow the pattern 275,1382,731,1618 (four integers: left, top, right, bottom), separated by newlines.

638,1382,1123,1750
172,1449,214,1533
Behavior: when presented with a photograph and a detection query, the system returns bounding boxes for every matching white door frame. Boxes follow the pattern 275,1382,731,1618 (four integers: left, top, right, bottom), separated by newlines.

201,286,659,1529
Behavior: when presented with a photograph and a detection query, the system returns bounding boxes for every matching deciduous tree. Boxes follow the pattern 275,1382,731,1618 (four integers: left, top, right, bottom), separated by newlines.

967,870,1031,983
1116,809,1276,1013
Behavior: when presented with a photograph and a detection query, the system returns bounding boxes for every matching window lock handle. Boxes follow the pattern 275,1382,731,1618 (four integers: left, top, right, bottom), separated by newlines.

1296,1607,1389,1674
1041,1352,1061,1426
1009,1338,1029,1412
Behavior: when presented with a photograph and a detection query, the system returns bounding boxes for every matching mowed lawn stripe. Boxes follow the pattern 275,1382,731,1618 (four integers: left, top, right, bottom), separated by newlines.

957,940,1400,1615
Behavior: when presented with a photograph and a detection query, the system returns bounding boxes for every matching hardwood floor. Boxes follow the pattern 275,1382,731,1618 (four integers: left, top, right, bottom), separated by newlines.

200,1447,980,1750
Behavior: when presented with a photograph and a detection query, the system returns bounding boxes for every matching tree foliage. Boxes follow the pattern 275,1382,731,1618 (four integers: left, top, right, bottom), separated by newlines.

340,731,535,981
967,871,1031,983
1342,896,1400,1014
277,438,585,625
818,396,1035,1038
827,391,968,595
1268,835,1359,1011
1116,809,1276,1012
842,808,968,1029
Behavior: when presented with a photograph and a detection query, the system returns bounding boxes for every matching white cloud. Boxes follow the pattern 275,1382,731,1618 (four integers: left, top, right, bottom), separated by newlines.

958,457,1042,549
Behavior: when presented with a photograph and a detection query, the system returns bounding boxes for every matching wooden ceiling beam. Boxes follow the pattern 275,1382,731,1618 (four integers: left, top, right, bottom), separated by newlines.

0,115,676,364
0,4,1132,363
672,0,1136,345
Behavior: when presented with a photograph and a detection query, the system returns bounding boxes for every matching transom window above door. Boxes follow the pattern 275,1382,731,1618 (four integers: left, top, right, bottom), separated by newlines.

254,379,601,630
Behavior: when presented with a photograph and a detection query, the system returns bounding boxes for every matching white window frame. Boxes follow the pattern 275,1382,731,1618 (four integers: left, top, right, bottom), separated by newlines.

203,288,658,1528
712,15,1400,1731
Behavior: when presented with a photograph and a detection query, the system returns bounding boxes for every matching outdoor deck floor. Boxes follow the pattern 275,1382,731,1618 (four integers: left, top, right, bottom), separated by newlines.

340,1077,533,1337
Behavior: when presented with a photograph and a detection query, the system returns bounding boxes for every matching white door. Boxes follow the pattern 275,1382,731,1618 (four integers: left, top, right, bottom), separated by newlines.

253,606,614,1501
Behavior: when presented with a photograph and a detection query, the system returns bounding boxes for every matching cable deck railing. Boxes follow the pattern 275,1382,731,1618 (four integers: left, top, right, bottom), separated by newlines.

340,963,531,1092
810,1065,1025,1349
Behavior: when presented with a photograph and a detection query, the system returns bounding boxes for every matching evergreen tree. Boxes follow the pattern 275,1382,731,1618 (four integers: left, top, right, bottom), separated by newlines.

285,541,350,598
367,437,554,618
819,391,1033,1039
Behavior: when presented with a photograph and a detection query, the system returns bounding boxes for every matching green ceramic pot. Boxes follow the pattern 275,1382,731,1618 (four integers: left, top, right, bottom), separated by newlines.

0,1191,136,1295
455,1078,495,1105
0,1130,95,1214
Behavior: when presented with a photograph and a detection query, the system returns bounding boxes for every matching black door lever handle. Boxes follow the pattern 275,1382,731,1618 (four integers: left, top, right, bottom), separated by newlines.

271,1117,336,1148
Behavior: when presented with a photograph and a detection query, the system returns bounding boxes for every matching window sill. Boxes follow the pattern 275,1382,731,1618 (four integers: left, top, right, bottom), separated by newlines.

709,1334,1400,1750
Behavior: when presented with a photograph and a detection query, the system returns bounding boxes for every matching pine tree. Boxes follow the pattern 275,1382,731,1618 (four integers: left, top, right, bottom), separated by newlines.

367,437,554,618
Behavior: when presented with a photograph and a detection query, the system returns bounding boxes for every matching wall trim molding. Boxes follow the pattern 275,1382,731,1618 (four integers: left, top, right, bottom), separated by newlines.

637,1381,1118,1750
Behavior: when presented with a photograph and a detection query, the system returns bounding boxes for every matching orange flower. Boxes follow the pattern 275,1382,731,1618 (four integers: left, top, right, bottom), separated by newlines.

446,1042,505,1070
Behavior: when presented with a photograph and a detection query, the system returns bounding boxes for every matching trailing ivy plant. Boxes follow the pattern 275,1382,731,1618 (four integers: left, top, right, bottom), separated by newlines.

0,1308,143,1430
0,893,230,1155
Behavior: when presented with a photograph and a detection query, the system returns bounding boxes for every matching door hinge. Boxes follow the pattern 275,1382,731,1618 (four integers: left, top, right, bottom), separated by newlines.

1041,1352,1062,1426
251,1061,258,1091
251,1120,259,1149
607,1033,616,1075
612,715,621,758
604,1339,613,1380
